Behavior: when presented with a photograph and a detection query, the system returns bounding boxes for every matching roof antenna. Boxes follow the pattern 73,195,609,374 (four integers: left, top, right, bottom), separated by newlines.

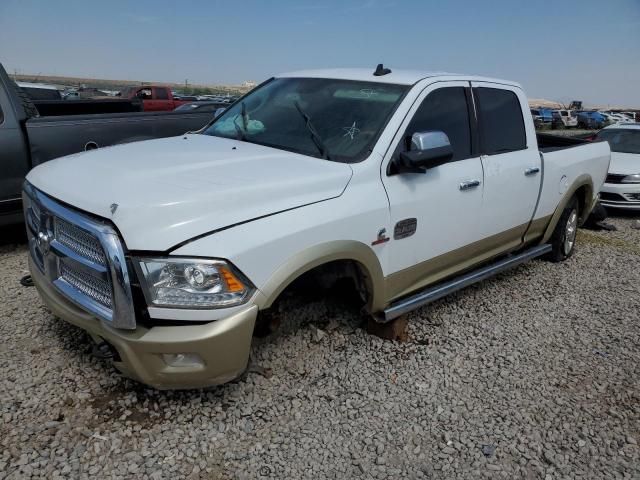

373,63,392,76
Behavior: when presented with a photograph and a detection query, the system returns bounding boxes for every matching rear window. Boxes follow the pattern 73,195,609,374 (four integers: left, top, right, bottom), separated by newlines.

476,87,526,155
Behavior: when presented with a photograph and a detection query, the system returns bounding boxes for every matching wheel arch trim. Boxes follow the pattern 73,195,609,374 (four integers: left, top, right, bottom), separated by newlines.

254,240,386,312
541,175,594,244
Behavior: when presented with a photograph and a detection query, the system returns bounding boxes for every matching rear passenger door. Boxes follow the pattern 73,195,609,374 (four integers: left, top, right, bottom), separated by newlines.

471,83,541,248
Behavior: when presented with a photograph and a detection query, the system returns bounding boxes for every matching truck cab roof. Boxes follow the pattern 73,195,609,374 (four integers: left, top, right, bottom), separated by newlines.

277,68,522,88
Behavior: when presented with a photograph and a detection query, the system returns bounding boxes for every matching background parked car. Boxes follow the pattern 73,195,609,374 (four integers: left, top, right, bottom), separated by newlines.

599,112,620,126
531,108,553,129
596,124,640,210
577,111,606,129
0,62,221,225
118,85,190,111
552,109,578,128
604,112,634,124
173,101,227,114
530,108,553,129
173,95,199,102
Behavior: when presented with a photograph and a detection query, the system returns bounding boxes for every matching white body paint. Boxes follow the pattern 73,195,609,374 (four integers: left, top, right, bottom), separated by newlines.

27,69,611,321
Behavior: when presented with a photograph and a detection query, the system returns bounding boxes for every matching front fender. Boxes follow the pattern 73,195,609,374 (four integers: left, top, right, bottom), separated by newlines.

254,240,386,313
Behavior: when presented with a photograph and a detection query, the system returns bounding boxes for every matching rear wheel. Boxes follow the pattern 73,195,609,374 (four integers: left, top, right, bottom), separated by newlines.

548,197,579,262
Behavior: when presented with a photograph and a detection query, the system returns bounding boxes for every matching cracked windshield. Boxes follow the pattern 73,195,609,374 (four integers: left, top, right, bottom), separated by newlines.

204,77,407,162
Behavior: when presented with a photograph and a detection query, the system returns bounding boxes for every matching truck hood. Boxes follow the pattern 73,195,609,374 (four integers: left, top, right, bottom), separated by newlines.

609,152,640,175
27,135,353,251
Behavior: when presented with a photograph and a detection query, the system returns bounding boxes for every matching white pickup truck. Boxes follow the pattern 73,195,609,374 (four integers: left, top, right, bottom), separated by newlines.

23,66,610,389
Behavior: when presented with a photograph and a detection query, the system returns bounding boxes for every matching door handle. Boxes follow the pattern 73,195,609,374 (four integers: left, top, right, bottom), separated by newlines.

459,180,481,191
524,167,540,176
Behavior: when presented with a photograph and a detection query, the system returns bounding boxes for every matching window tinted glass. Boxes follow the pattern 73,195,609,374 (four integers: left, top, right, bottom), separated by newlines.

155,88,169,100
404,87,471,161
0,103,3,124
138,88,152,99
476,88,526,154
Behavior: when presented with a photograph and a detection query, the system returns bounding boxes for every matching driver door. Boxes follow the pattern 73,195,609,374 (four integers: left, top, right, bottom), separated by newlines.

381,82,486,301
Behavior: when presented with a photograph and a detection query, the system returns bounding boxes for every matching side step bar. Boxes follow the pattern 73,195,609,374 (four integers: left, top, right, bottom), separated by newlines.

382,244,552,322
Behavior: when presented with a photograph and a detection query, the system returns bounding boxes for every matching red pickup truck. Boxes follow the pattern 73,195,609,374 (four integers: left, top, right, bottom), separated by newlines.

118,85,188,111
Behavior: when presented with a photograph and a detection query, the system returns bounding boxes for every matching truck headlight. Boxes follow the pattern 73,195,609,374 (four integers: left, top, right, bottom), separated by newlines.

621,174,640,184
134,258,254,308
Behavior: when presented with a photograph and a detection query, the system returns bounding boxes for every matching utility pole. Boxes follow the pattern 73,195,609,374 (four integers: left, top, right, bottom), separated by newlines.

185,79,189,93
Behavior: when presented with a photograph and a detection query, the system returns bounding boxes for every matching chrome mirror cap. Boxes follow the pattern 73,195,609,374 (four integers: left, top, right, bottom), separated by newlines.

410,130,451,151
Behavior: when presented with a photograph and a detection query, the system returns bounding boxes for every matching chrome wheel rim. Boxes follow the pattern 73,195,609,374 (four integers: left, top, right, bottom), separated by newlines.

564,209,578,255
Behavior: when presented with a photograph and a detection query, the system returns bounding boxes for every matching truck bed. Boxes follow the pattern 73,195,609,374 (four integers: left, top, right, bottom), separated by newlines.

33,98,143,116
26,110,215,166
534,137,610,224
0,60,221,225
536,132,591,153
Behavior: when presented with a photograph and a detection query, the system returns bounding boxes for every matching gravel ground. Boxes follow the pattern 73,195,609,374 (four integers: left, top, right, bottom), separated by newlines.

1,216,639,479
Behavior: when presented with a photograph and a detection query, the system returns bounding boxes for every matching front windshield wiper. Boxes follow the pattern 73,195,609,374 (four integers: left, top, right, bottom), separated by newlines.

233,102,249,141
294,101,331,160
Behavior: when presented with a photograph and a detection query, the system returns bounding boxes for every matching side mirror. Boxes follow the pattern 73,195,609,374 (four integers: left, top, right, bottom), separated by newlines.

393,131,454,174
214,107,226,118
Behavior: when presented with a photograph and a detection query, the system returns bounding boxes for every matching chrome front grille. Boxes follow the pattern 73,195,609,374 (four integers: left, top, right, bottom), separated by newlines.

55,217,108,266
23,183,136,329
59,260,113,309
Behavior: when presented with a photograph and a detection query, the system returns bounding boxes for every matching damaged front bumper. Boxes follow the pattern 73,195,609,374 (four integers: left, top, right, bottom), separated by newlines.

30,258,257,389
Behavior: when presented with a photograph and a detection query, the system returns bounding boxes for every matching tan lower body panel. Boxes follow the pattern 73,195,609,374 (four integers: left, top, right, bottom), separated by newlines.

542,177,594,244
385,216,551,303
30,259,257,390
523,215,552,244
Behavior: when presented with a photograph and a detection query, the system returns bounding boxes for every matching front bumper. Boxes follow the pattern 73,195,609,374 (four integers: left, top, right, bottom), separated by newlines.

600,182,640,211
31,258,257,389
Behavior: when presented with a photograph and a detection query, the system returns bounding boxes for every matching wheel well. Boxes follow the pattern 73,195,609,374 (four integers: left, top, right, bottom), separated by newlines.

267,260,371,312
573,184,590,222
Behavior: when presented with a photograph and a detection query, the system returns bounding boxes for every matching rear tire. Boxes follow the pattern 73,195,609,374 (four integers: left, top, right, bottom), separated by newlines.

548,197,579,262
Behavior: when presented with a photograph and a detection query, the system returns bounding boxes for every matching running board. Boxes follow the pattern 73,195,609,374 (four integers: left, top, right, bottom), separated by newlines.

382,244,552,322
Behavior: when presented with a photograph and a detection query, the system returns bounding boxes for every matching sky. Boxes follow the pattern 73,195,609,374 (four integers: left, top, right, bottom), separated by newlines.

0,0,639,106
